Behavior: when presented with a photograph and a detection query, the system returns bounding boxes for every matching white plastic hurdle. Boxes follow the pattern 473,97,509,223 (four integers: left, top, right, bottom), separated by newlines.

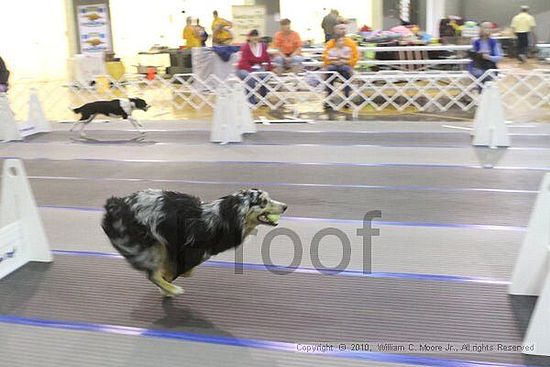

509,173,550,356
210,80,256,144
0,159,52,280
19,89,52,138
0,89,51,142
471,82,510,148
0,93,22,142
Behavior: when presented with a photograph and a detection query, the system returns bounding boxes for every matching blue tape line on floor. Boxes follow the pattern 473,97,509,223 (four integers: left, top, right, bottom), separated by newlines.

0,315,535,367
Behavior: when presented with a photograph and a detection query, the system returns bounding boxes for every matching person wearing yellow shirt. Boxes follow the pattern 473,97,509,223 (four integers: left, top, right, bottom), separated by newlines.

183,16,202,48
322,24,358,109
511,5,536,63
212,10,233,46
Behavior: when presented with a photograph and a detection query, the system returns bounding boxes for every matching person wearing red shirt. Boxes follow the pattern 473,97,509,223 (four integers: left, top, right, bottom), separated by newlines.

236,29,272,105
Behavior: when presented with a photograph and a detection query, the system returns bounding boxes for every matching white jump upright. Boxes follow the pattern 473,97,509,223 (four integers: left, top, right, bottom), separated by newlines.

0,93,23,142
210,88,242,144
472,82,510,148
211,81,256,144
509,173,550,356
21,89,51,137
0,159,52,280
0,89,50,142
232,85,256,134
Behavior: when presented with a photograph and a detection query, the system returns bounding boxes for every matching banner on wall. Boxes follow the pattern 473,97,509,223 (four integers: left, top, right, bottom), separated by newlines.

77,4,112,54
231,5,266,43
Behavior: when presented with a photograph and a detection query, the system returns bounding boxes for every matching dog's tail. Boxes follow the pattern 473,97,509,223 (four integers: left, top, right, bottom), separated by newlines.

101,196,130,241
101,196,164,272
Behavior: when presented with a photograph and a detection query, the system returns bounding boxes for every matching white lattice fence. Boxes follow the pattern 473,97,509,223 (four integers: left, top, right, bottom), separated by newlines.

5,69,550,122
492,69,550,121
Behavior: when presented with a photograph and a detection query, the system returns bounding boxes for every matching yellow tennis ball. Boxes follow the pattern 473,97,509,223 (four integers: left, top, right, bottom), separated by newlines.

266,214,281,222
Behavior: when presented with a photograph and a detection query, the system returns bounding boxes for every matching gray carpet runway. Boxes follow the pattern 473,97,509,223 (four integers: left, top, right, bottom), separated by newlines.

12,158,543,226
20,159,546,191
2,120,549,366
1,256,550,366
27,177,535,226
24,129,550,148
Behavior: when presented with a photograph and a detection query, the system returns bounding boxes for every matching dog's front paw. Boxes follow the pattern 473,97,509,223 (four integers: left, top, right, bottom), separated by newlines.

159,285,185,298
171,285,185,295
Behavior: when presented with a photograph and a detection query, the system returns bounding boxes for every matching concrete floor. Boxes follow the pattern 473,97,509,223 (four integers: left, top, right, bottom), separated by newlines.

1,119,550,366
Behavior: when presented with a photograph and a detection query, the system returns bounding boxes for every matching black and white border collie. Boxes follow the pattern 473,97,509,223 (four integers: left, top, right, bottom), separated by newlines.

70,98,150,138
101,188,287,297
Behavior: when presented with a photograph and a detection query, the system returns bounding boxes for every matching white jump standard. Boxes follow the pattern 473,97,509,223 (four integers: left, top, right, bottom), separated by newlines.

0,159,52,280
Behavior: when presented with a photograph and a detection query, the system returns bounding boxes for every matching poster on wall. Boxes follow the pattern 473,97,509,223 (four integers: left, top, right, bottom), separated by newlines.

77,4,112,54
231,5,266,43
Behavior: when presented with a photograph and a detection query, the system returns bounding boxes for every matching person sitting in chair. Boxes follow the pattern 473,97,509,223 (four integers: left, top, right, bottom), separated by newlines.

236,30,272,105
468,21,503,87
322,24,358,109
272,19,303,74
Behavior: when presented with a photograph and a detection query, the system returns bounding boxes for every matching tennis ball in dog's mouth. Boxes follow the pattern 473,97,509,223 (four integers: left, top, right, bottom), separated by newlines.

266,214,281,223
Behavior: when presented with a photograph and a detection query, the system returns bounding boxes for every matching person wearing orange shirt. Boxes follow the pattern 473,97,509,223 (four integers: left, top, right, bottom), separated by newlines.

212,10,233,45
272,19,303,74
183,16,201,48
322,24,358,109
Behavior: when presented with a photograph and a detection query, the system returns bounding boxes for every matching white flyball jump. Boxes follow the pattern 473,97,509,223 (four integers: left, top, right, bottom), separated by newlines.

211,83,256,144
471,82,510,148
0,89,51,143
0,159,52,280
20,89,52,137
509,173,550,356
0,93,22,142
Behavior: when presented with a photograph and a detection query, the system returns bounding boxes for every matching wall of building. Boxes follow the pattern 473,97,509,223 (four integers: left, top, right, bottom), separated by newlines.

383,0,402,30
462,0,550,41
253,0,280,38
0,0,69,80
444,0,463,17
280,0,373,44
109,0,247,71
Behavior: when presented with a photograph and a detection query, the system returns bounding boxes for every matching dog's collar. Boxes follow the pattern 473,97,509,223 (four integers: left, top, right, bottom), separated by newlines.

119,99,133,115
